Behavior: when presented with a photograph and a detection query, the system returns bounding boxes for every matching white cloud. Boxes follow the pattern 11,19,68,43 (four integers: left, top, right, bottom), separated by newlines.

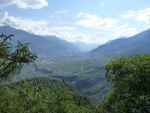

0,11,146,45
0,12,105,44
0,0,48,9
0,11,89,43
112,24,139,38
122,8,150,24
0,12,85,43
54,30,108,44
0,11,52,35
75,12,141,43
76,12,117,30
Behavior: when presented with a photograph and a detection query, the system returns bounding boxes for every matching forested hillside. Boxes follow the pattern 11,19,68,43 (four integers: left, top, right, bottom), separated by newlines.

1,0,150,112
96,55,150,113
0,78,95,113
0,33,150,113
0,33,95,113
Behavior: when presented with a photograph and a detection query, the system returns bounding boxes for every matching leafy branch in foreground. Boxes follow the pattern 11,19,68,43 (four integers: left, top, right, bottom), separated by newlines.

0,33,37,78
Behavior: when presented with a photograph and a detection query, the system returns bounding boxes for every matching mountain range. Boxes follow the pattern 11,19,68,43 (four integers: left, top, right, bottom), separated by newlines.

91,29,150,58
1,26,150,58
1,25,150,102
0,26,79,58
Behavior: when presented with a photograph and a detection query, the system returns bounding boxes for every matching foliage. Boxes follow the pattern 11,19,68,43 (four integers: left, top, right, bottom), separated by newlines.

0,33,37,79
0,33,96,113
0,77,95,113
97,55,150,113
3,32,150,113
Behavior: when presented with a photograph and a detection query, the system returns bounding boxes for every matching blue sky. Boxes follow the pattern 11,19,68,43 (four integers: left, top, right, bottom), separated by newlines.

0,0,150,45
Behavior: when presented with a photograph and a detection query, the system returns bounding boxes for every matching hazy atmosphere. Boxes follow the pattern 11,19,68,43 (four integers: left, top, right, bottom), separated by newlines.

0,1,150,113
0,0,150,46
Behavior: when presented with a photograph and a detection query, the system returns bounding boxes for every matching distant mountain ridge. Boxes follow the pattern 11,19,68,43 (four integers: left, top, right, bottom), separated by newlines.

1,25,150,102
91,29,150,58
0,26,80,58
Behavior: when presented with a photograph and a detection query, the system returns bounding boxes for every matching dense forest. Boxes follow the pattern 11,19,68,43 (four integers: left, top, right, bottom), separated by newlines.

0,34,150,113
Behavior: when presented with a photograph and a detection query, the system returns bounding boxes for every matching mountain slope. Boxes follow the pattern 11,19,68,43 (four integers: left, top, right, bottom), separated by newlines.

91,29,150,58
0,77,94,113
83,29,150,101
0,26,79,58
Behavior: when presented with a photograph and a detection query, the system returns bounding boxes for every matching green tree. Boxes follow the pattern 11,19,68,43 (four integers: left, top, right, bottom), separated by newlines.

97,55,150,113
0,33,95,113
0,33,37,79
0,78,95,113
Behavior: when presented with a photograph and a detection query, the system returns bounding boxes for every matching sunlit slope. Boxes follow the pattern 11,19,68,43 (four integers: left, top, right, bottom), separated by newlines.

0,77,95,113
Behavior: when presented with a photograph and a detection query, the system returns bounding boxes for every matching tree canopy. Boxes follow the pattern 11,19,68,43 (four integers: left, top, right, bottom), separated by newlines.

0,77,95,113
0,33,95,113
97,55,150,113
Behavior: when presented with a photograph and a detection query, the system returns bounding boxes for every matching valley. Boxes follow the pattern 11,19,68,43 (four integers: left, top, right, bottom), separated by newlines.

1,26,150,103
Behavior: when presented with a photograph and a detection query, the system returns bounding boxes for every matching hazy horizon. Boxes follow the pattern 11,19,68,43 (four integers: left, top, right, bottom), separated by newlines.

0,0,150,46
